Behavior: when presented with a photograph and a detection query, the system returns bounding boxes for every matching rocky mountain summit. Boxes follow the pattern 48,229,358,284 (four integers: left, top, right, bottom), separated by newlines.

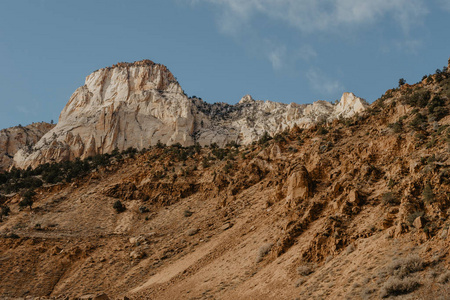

13,60,367,169
1,58,450,299
0,122,54,170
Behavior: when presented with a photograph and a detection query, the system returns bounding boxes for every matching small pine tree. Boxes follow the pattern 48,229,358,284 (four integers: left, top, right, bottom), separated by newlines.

19,190,36,210
258,131,272,145
398,78,406,87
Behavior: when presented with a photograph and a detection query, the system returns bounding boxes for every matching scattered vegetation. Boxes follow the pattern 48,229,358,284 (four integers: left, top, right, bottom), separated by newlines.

0,147,140,195
387,255,423,278
409,113,428,131
402,90,431,108
380,277,420,298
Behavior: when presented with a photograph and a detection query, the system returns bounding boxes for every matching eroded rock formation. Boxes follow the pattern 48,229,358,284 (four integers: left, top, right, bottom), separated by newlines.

0,122,54,170
13,60,368,169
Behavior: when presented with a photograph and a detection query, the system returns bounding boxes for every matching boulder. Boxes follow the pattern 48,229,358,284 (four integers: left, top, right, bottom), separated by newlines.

413,216,424,229
348,190,360,205
286,165,312,207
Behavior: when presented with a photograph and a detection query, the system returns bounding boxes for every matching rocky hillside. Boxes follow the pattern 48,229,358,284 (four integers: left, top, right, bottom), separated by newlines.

0,59,449,299
13,59,367,169
0,122,54,170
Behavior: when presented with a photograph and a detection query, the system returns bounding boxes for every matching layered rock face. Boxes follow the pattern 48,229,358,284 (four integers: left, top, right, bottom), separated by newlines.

13,60,368,169
0,122,54,170
194,92,367,145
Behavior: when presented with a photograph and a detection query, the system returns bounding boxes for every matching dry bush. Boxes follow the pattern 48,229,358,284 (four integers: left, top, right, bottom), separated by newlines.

380,277,420,298
295,278,306,287
387,255,423,278
438,270,450,284
415,282,450,300
256,243,273,262
297,264,315,276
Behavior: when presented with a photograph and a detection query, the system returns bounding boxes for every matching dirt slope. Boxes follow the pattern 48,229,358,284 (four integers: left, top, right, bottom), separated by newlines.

1,68,450,299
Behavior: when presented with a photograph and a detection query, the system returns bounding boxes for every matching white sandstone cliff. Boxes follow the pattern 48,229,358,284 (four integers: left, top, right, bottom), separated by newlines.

0,122,54,170
13,60,368,169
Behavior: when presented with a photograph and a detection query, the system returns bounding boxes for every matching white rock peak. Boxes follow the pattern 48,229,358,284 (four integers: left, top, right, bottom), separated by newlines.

13,60,368,169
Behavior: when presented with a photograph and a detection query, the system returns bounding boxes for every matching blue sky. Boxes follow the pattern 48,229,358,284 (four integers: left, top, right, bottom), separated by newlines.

0,0,449,129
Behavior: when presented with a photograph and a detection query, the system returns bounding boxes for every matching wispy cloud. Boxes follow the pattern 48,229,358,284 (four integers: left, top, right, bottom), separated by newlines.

267,45,286,70
437,0,450,11
190,0,428,70
297,45,317,61
306,68,344,96
195,0,427,34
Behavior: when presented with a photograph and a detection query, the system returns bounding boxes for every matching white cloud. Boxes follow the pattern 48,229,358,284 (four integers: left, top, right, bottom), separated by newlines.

267,45,286,70
306,68,344,95
297,45,317,61
190,0,428,70
196,0,427,34
436,0,450,11
395,39,423,54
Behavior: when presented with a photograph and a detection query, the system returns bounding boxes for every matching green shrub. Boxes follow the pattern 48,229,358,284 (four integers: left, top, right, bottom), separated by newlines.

258,131,272,145
273,133,286,143
404,90,431,107
0,205,10,221
113,200,126,213
139,206,149,213
317,126,329,135
409,113,427,131
388,122,403,133
19,190,35,210
428,96,448,121
223,161,232,173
